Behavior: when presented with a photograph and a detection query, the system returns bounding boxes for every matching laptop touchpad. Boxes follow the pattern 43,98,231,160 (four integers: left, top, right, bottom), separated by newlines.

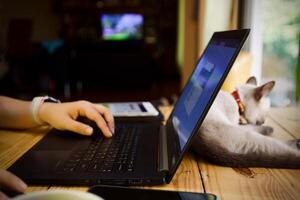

32,130,91,151
11,150,70,174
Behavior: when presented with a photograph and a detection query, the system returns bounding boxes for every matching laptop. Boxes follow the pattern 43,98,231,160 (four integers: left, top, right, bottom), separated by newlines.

9,29,250,186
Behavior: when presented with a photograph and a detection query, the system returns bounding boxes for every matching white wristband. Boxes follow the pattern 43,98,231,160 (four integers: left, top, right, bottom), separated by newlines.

30,96,60,125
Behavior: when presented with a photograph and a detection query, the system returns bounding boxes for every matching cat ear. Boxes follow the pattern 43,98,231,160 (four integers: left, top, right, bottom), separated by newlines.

246,76,257,85
254,81,275,101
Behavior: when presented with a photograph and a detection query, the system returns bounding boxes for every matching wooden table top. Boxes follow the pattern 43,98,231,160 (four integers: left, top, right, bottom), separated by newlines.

0,106,299,200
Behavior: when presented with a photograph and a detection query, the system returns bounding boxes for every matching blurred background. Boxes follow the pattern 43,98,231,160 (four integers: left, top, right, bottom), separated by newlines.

0,0,299,106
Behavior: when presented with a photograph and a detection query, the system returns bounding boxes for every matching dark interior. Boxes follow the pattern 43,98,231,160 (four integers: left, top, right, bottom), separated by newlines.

0,0,180,102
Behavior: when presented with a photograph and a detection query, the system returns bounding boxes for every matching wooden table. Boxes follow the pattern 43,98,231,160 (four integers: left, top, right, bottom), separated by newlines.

0,106,299,199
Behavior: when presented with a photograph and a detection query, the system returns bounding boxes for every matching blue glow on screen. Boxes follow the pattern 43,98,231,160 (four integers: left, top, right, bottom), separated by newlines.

172,44,236,150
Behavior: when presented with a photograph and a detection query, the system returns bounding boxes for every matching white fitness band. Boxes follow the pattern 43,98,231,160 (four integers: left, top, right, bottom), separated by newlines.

31,96,61,125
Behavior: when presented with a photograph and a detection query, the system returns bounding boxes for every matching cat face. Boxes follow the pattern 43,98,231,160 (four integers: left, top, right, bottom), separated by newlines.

237,77,275,125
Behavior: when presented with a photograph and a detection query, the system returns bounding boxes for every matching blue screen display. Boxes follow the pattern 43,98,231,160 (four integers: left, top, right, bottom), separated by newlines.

171,43,237,150
101,14,143,40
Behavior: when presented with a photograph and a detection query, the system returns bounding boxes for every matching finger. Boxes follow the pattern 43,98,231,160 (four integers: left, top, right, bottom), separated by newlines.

0,169,27,193
94,104,115,134
62,117,93,136
0,191,9,200
79,105,112,138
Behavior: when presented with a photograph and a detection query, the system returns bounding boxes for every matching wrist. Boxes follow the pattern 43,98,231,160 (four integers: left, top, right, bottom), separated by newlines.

38,103,52,125
30,96,60,125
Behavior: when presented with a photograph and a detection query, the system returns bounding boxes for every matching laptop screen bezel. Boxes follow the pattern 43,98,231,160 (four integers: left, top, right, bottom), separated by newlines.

164,29,250,183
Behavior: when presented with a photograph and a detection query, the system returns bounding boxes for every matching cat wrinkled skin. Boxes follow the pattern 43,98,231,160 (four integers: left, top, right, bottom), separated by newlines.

192,77,300,168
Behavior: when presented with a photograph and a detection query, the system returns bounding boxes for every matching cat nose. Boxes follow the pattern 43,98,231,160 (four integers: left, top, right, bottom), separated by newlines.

256,120,265,125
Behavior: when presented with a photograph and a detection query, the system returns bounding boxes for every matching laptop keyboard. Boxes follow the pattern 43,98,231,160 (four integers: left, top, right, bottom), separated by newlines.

59,124,140,173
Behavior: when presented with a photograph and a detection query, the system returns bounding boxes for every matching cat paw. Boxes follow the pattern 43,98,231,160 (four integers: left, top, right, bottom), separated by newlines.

287,139,300,151
260,126,273,136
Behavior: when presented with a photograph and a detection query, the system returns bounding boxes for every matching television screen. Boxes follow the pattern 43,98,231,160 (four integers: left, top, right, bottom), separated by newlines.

101,14,143,41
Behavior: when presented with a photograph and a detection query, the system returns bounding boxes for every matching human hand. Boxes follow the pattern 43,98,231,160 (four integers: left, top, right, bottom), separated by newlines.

38,101,115,137
0,169,27,200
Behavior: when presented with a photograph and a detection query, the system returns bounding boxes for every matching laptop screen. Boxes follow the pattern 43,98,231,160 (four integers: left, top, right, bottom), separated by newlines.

166,30,249,179
172,40,239,149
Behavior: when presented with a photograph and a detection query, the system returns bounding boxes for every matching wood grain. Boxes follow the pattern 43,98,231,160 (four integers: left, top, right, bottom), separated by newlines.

0,128,48,169
142,153,204,192
268,107,300,138
48,186,88,192
0,128,50,193
26,186,49,193
1,107,299,199
197,111,300,200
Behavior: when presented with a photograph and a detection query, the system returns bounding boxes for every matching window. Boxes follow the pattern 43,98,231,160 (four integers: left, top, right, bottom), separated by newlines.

261,0,300,106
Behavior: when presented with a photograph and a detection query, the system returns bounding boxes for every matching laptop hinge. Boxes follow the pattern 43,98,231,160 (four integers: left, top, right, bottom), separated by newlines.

158,124,169,172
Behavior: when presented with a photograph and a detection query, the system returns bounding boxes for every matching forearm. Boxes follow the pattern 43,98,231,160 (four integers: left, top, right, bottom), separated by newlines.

0,96,38,129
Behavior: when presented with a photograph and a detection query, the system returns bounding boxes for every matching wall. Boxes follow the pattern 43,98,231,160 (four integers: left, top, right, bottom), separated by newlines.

0,0,60,47
179,0,240,88
203,0,233,46
179,0,205,88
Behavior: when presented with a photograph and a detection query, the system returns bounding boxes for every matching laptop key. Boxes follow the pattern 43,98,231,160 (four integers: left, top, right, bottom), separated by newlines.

118,164,124,171
76,163,88,171
59,124,140,174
